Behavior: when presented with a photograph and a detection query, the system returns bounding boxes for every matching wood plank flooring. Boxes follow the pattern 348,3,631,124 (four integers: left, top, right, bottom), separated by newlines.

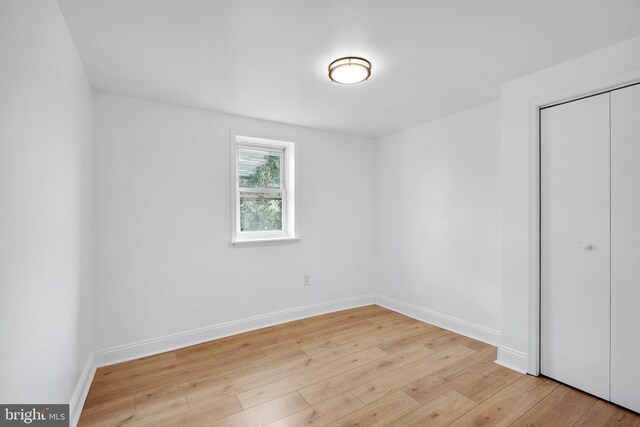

79,305,640,426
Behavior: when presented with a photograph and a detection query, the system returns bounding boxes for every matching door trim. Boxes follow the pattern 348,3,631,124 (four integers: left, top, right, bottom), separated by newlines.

527,71,640,376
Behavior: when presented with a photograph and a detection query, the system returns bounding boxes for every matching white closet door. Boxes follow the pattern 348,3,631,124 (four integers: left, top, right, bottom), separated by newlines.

611,83,640,413
541,92,610,400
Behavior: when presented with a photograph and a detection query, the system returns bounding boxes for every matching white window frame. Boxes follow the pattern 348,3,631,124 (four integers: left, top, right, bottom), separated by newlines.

230,132,297,244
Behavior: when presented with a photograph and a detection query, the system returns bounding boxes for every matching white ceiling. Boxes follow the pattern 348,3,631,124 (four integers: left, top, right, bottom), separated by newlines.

57,0,640,138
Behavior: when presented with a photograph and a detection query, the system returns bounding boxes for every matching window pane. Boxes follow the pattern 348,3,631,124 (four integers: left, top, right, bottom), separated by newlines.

240,192,283,231
238,147,282,189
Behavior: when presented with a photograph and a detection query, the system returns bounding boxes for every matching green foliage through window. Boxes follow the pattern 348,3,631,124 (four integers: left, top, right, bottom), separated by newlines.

238,148,284,232
240,194,282,231
241,155,280,188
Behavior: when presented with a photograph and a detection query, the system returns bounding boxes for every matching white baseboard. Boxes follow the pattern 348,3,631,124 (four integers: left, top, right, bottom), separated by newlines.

375,294,501,347
69,354,96,427
94,294,376,367
496,346,528,374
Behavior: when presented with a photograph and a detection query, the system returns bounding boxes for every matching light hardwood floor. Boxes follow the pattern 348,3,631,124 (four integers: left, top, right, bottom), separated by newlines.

80,305,640,426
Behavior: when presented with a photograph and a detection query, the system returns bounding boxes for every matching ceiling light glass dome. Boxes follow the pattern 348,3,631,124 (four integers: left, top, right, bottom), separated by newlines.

328,57,371,84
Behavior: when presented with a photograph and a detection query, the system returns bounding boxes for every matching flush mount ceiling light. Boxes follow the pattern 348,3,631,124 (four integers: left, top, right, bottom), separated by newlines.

328,56,371,84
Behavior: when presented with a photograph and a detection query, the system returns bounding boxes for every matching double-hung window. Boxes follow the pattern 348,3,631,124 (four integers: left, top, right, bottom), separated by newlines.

231,134,297,243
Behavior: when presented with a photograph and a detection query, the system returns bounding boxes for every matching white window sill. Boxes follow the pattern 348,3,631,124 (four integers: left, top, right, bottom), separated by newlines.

230,236,301,247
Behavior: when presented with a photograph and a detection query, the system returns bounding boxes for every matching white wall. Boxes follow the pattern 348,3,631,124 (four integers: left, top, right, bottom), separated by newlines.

92,93,377,359
499,36,640,372
0,0,93,409
376,101,502,343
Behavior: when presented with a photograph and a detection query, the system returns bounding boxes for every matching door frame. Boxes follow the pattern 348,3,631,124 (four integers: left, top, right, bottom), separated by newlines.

527,70,640,376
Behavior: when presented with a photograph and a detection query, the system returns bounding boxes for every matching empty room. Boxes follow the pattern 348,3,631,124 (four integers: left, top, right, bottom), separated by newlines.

2,0,640,426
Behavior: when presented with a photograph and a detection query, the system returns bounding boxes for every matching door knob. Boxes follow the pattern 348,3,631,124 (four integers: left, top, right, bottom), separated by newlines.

581,243,594,250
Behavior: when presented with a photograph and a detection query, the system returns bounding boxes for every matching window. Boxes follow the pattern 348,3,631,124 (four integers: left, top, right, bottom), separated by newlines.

231,134,297,243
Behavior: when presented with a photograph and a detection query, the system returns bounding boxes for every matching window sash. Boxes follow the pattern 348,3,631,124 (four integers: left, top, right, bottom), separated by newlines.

234,141,292,240
237,146,284,190
238,188,284,194
238,191,285,234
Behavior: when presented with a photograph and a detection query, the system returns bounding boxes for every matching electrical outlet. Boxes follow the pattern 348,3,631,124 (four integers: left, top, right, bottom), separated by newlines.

303,275,311,286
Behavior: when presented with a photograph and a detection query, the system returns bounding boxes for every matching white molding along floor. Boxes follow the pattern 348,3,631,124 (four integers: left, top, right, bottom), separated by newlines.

375,294,502,347
69,354,96,427
94,294,376,367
